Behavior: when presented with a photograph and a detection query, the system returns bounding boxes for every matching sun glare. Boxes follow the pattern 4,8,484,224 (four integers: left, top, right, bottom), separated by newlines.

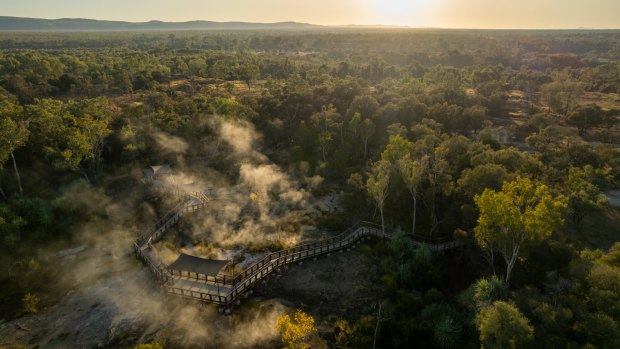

366,0,434,26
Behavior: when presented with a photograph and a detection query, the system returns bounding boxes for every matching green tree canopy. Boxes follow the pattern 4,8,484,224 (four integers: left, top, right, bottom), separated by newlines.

568,104,604,136
474,177,566,284
476,301,534,349
566,165,608,227
0,96,28,194
540,74,584,115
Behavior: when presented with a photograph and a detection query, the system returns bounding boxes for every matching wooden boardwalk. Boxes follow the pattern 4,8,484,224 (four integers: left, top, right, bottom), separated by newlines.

134,191,464,306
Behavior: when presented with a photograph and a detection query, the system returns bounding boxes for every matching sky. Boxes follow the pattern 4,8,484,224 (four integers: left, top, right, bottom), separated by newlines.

2,0,620,29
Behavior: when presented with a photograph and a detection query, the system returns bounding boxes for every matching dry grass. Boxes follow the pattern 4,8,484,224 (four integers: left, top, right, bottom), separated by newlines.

579,92,620,110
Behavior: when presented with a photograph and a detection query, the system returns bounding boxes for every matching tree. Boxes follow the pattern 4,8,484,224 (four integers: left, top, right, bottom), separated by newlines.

425,146,452,234
0,110,28,195
71,98,114,180
311,106,338,162
333,319,354,348
408,122,450,234
366,160,391,232
0,196,53,246
27,98,80,169
381,134,413,164
348,316,376,348
238,62,260,89
540,75,584,115
472,276,508,309
474,177,566,285
317,131,333,162
133,342,163,349
420,303,463,349
397,155,426,235
386,122,407,137
457,164,509,200
424,65,465,104
26,98,113,180
187,57,207,76
459,276,508,312
568,104,604,136
476,301,534,349
349,113,375,161
347,95,379,119
21,292,39,314
372,301,389,349
566,165,608,227
525,125,564,154
276,309,323,349
113,70,133,94
461,105,489,133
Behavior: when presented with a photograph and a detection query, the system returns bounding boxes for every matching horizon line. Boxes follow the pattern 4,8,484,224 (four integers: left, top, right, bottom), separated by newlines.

2,15,620,31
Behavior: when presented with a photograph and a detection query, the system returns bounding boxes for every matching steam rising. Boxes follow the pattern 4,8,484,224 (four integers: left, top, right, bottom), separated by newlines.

167,119,311,249
20,178,288,349
0,118,314,348
154,131,190,154
219,121,264,160
240,164,305,207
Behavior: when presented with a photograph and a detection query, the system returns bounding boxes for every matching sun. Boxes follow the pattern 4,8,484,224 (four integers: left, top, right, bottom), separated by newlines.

365,0,434,26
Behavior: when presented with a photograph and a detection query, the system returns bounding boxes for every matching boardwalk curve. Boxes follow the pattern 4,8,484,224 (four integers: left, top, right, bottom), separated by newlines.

134,191,463,306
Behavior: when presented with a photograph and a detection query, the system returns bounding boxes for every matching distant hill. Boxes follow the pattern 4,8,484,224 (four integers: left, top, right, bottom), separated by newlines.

0,16,322,31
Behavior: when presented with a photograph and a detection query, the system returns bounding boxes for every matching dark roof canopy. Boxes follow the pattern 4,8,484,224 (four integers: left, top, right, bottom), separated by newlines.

167,253,229,276
143,165,172,178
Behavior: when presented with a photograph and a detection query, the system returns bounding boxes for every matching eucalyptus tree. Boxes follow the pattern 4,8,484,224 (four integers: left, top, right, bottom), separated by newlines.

380,134,425,235
25,97,113,181
0,97,28,195
476,301,534,349
349,112,376,161
474,177,566,285
566,165,608,227
366,159,391,233
398,155,427,235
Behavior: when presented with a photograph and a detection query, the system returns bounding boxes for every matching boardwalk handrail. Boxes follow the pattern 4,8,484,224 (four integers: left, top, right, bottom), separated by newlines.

133,189,465,306
224,225,388,303
136,191,207,246
230,221,383,284
163,223,464,306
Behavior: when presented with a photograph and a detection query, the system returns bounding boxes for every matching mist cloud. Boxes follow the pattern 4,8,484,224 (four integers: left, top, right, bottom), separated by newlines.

154,131,189,154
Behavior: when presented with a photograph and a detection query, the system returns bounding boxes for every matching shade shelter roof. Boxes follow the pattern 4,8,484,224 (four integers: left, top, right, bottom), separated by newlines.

167,253,229,276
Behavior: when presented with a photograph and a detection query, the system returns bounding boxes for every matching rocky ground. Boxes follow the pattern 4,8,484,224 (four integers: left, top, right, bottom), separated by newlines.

0,244,290,349
0,244,379,349
253,242,381,330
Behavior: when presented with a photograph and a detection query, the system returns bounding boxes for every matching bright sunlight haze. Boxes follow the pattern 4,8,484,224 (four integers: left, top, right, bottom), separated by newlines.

2,0,620,29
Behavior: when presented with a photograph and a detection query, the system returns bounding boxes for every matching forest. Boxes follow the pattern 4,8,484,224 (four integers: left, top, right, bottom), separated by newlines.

0,29,619,349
